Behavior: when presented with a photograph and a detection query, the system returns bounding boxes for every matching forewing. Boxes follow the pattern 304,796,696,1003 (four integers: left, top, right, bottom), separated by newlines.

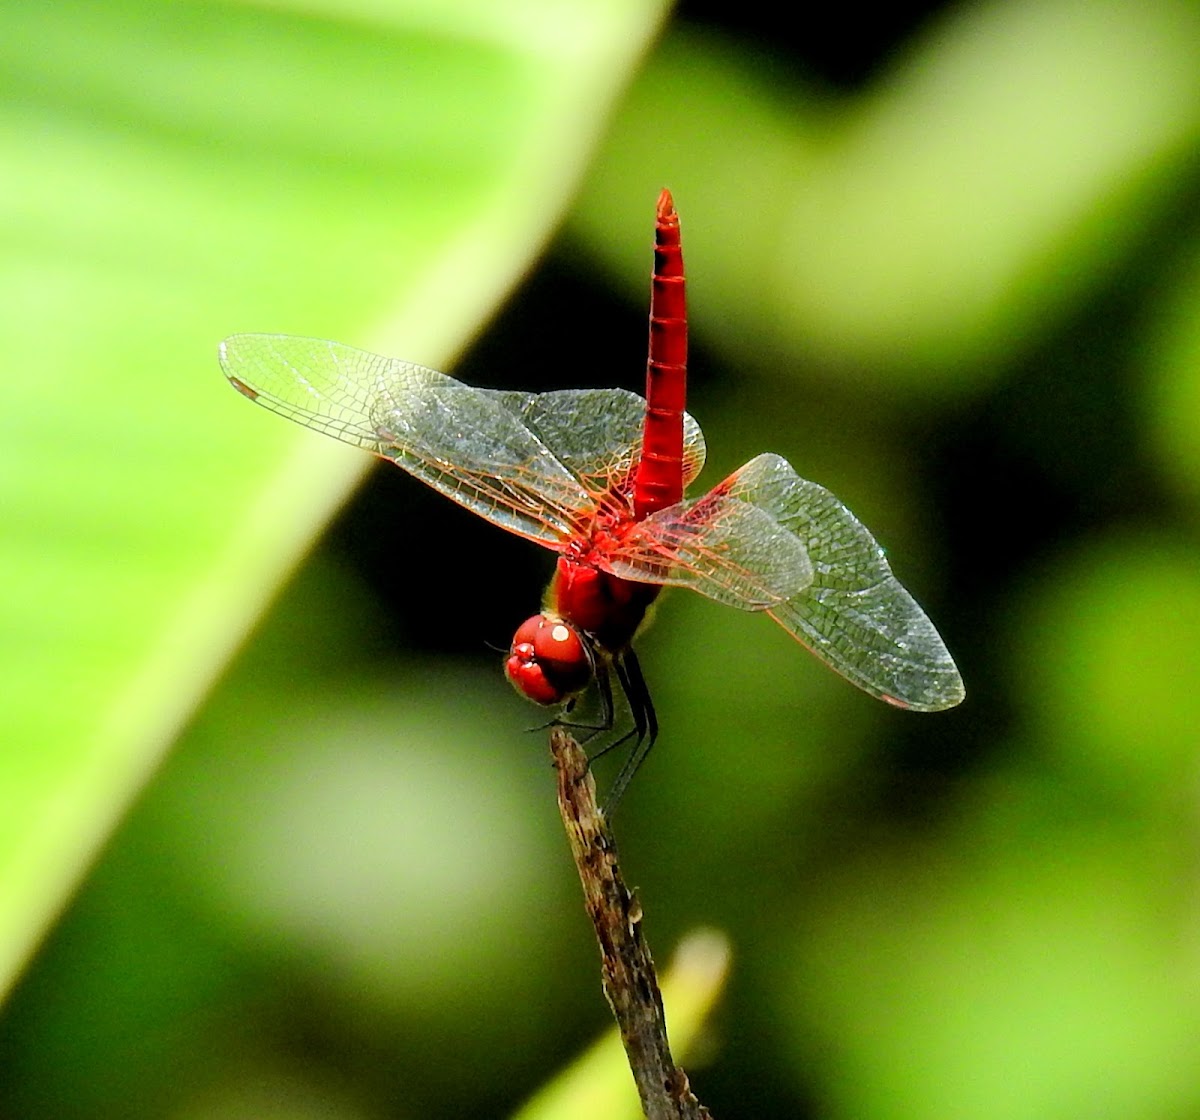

724,453,964,711
487,388,644,499
219,332,453,451
604,495,814,608
487,388,707,502
219,334,592,546
682,412,706,487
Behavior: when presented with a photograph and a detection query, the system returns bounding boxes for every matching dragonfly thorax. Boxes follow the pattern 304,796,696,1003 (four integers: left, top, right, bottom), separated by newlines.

505,613,593,706
550,556,660,655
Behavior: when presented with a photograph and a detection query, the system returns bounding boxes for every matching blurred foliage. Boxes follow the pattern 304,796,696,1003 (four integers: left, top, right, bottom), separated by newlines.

0,0,665,1004
3,0,1200,1118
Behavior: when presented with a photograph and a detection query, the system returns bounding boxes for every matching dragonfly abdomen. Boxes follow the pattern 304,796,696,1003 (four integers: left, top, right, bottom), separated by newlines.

633,189,687,522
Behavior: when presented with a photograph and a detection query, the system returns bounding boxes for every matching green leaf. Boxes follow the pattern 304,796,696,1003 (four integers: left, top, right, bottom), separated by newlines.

0,0,668,998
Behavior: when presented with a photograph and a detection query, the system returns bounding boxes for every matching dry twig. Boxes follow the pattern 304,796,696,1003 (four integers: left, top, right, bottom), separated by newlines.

550,728,712,1120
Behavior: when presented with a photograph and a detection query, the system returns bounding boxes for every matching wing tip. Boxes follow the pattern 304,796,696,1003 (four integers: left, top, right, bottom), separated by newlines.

218,338,260,400
226,374,259,402
882,673,966,712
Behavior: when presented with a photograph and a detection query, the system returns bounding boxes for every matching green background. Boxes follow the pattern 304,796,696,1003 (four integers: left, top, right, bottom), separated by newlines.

3,0,1200,1116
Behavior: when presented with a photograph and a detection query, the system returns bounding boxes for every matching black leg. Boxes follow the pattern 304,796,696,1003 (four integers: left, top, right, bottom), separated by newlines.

581,660,643,758
542,658,615,743
603,648,659,811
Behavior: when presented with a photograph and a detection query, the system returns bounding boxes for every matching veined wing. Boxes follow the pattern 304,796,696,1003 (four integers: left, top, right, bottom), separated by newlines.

485,388,706,504
603,493,814,609
219,334,594,546
721,453,964,711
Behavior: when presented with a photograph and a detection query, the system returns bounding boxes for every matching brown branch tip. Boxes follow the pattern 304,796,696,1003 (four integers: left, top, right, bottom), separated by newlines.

550,728,713,1120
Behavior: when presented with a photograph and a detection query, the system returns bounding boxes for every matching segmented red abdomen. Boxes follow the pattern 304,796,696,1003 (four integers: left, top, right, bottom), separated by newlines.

632,189,687,522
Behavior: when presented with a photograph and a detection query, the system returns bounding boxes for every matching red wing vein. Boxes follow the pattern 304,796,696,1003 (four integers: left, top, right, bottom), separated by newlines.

723,453,964,710
606,496,813,608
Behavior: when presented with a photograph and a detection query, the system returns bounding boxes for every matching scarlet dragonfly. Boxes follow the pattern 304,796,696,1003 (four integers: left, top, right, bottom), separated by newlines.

220,191,964,797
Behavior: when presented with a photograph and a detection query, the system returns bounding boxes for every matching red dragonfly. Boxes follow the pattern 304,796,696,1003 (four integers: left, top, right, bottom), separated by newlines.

220,191,963,796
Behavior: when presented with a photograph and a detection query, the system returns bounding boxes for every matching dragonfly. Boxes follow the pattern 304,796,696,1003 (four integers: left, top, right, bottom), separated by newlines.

220,190,963,801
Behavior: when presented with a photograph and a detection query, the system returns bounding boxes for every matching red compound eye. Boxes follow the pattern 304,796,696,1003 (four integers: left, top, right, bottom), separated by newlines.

505,614,592,705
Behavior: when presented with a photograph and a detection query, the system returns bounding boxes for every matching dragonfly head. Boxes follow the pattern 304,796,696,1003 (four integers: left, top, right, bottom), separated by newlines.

505,614,593,705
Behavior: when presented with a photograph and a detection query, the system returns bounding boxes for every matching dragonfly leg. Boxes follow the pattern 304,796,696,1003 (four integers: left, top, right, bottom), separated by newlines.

583,659,637,758
601,648,659,811
534,662,615,743
575,659,617,745
533,651,658,811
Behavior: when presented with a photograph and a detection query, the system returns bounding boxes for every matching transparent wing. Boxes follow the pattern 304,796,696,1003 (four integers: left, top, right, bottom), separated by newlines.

718,453,964,711
486,388,806,608
487,388,706,502
219,334,594,546
603,494,814,609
